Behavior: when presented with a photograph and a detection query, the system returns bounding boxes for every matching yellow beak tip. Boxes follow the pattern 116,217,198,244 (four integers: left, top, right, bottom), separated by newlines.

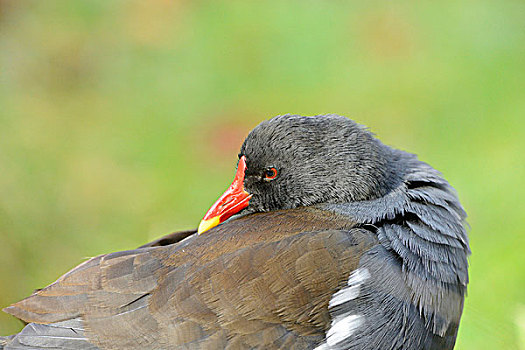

198,216,221,234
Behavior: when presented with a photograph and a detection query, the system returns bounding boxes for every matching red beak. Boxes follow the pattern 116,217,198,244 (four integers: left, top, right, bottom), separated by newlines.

198,156,252,234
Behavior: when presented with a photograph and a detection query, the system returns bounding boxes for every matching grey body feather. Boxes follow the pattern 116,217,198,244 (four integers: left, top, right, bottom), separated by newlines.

1,319,98,350
316,125,469,349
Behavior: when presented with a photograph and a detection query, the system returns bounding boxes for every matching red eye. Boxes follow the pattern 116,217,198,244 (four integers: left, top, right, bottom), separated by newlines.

264,167,278,181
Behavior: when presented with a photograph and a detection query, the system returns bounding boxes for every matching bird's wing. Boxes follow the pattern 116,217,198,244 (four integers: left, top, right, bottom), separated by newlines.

4,208,382,349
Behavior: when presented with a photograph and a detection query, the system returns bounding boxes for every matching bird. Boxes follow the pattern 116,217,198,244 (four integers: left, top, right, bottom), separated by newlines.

1,114,469,350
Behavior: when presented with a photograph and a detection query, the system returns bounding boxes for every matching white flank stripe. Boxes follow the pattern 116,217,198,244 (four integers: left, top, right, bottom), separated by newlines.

329,285,360,307
328,268,370,308
326,314,364,346
347,268,370,286
320,268,370,348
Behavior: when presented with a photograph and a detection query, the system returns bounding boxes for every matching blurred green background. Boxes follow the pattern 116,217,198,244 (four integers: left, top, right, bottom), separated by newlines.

0,0,524,349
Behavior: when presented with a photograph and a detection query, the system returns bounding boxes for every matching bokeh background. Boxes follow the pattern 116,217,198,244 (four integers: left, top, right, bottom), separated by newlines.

1,1,524,348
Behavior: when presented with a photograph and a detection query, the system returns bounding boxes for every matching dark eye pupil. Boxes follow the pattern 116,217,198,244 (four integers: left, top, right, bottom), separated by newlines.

265,168,277,179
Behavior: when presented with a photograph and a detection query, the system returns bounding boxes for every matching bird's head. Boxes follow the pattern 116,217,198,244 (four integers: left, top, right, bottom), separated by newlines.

198,114,395,234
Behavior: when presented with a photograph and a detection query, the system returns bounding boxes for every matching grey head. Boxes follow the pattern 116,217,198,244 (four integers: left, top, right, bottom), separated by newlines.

239,114,404,214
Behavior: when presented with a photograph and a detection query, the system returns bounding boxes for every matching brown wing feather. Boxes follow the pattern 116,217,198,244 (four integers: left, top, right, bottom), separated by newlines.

4,208,377,349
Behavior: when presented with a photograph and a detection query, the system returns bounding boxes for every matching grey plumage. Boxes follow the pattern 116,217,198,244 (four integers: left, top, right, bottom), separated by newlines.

0,319,98,350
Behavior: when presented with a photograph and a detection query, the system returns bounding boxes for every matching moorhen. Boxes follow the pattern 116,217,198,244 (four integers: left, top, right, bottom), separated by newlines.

1,115,469,349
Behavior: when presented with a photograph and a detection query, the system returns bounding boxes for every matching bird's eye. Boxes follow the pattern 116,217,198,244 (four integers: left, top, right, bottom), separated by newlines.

263,167,278,181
